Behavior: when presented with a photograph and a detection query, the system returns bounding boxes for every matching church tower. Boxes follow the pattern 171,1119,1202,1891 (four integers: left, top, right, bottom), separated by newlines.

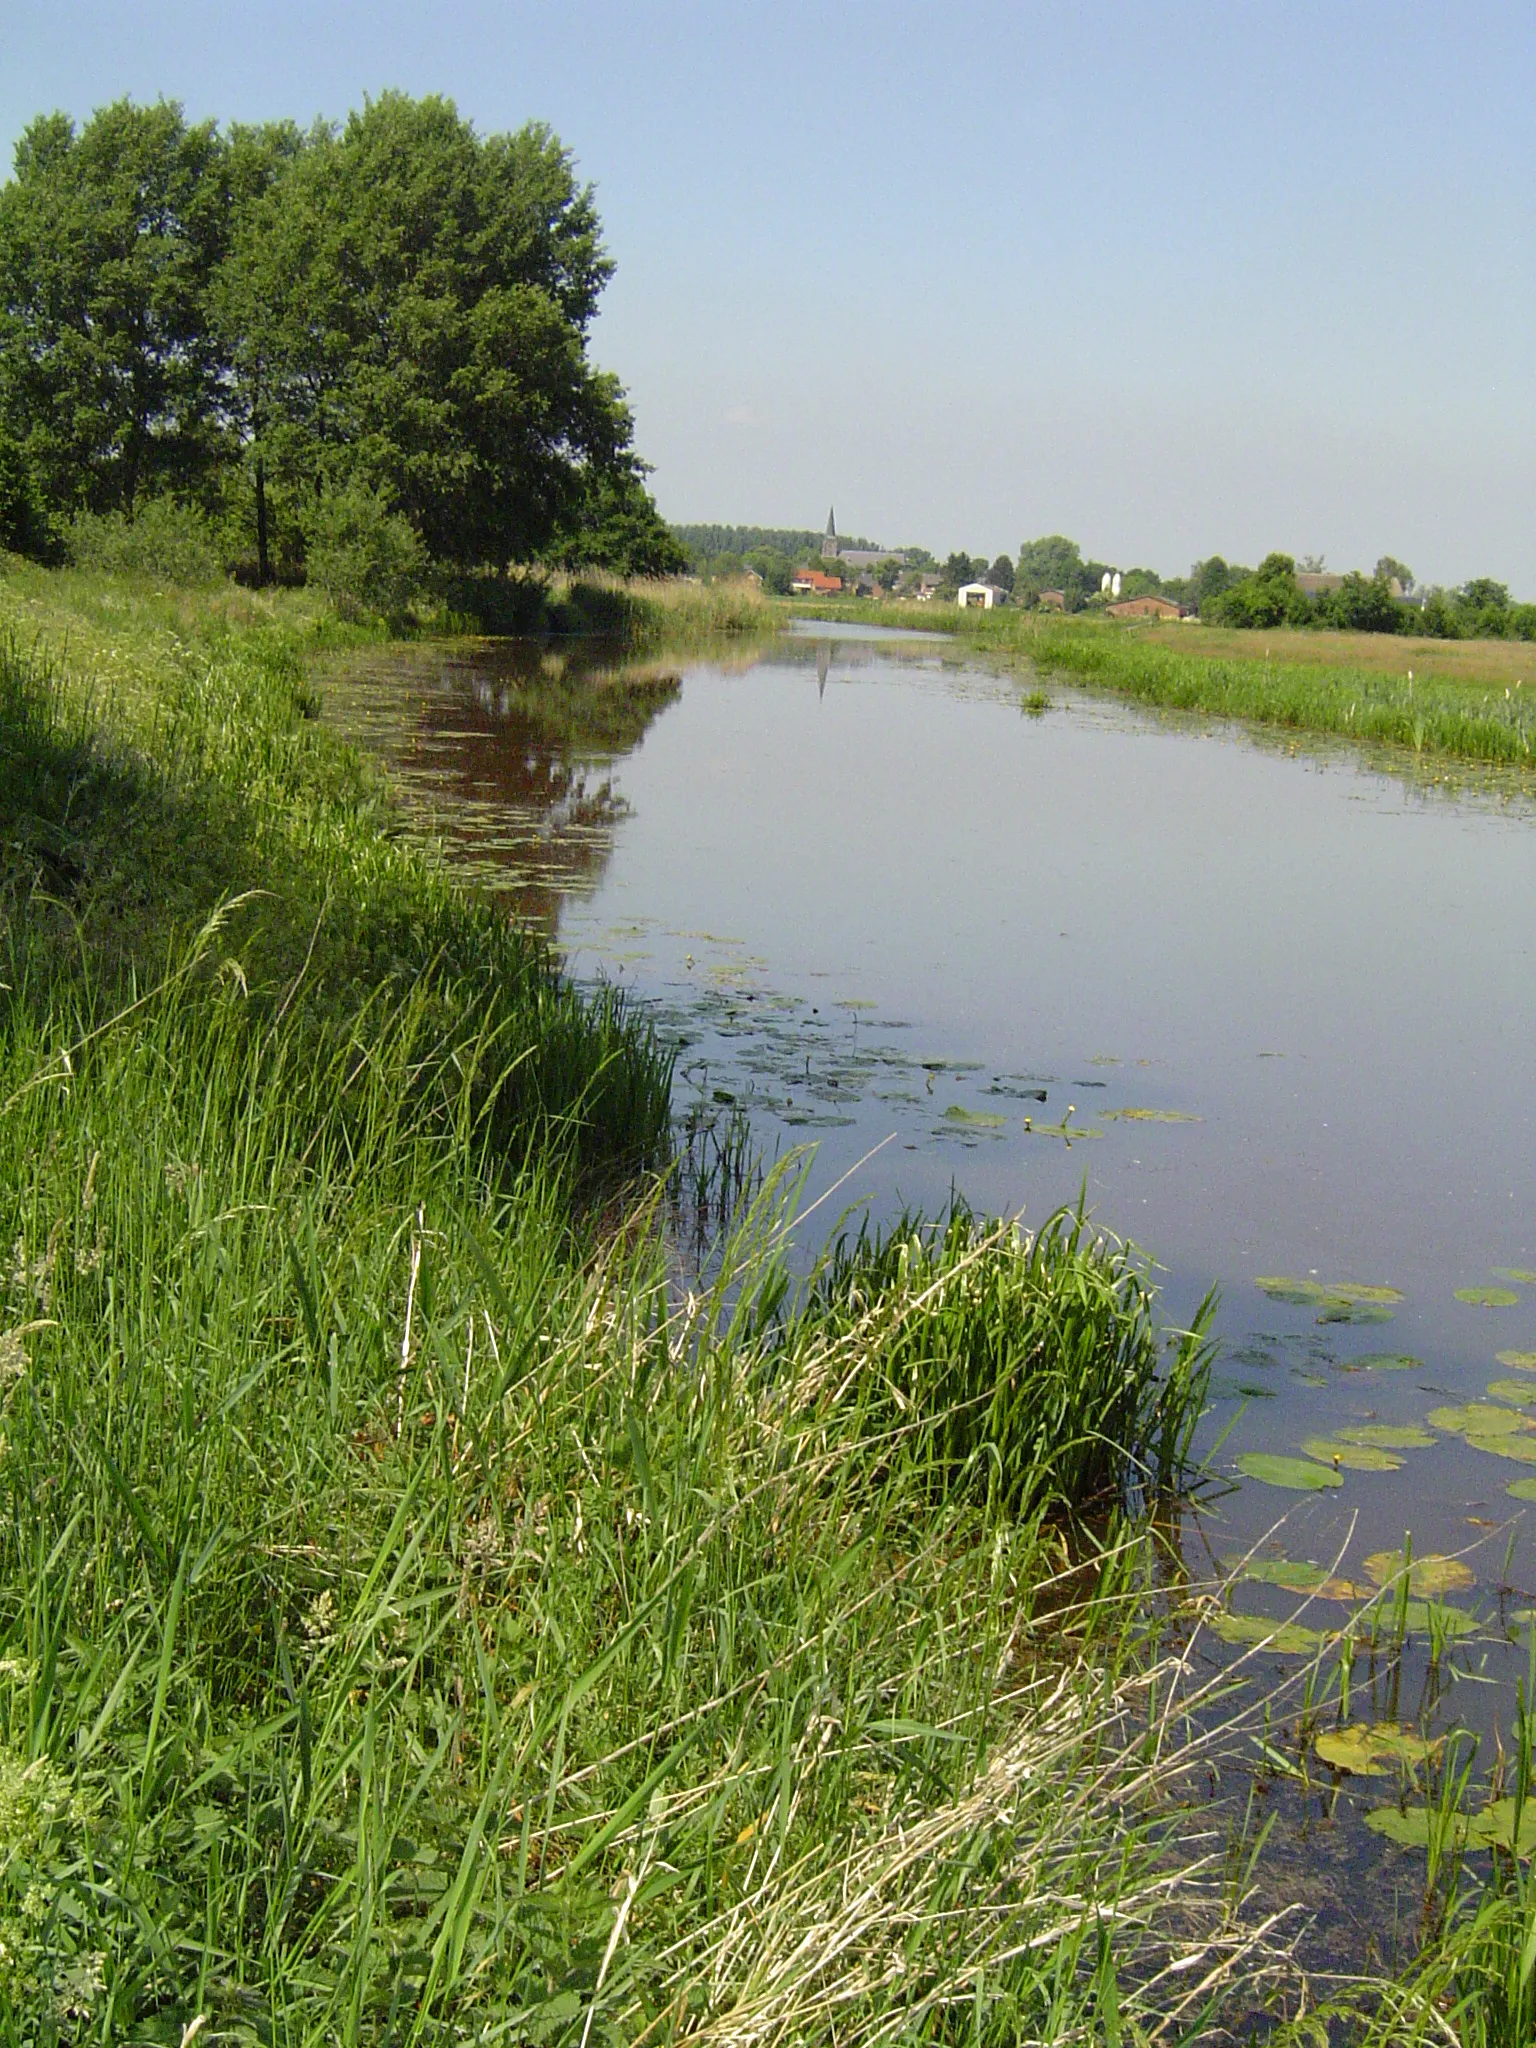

820,507,838,560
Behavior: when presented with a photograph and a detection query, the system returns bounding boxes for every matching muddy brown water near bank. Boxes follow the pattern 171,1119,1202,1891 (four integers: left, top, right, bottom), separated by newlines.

325,621,1536,1973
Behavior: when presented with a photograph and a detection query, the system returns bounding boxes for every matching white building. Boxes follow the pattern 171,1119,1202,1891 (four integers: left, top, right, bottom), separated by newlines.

957,582,1008,610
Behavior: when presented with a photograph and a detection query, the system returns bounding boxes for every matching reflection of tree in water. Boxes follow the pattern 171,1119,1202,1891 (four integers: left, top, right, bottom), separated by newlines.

324,637,684,935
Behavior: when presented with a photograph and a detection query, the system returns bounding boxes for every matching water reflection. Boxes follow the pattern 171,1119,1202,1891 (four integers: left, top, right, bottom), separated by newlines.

322,636,688,933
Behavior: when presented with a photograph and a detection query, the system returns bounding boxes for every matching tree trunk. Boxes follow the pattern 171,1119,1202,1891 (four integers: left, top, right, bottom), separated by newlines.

255,456,270,586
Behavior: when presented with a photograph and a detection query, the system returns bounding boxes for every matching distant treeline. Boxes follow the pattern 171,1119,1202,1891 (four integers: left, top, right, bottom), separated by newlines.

0,94,685,610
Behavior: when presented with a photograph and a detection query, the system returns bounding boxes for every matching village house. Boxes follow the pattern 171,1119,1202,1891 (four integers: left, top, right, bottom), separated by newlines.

791,566,844,595
1107,593,1182,620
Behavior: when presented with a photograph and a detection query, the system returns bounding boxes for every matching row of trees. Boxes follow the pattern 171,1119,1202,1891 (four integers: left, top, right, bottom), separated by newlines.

0,95,685,596
1204,555,1535,640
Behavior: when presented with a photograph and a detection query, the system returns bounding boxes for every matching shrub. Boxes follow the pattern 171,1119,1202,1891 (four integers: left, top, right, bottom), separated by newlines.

0,431,58,563
304,482,426,621
67,498,223,584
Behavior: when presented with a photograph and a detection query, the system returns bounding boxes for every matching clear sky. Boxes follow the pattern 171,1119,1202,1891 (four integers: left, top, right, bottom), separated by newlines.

4,0,1532,589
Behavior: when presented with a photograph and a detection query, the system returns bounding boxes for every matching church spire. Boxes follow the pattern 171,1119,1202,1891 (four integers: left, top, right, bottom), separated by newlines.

821,506,838,559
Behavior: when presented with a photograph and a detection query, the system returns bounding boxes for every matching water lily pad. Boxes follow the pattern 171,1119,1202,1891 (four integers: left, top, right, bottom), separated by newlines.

1362,1551,1475,1595
1257,1276,1403,1306
1489,1380,1536,1408
1345,1353,1425,1372
1314,1723,1441,1776
1493,1269,1536,1285
1456,1286,1520,1308
939,1105,1007,1129
1236,1452,1343,1491
1428,1403,1530,1438
1497,1351,1536,1371
1336,1423,1435,1450
1020,1119,1102,1140
1367,1799,1536,1856
1302,1437,1404,1472
1469,1433,1536,1464
1208,1612,1335,1654
1236,1558,1330,1592
1318,1577,1375,1602
1103,1108,1202,1123
1507,1478,1536,1502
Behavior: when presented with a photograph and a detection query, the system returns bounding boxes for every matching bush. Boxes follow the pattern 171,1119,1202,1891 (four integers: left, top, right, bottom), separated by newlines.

0,431,58,563
67,498,223,584
304,482,426,621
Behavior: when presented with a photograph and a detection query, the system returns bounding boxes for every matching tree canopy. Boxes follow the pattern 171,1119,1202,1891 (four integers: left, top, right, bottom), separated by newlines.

0,94,674,581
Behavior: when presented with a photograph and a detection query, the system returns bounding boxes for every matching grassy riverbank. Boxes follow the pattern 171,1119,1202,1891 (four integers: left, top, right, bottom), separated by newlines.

785,597,1536,768
0,561,1285,2041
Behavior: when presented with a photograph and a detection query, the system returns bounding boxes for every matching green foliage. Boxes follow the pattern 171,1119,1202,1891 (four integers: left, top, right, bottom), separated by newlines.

66,497,223,584
0,427,57,561
1,92,669,581
303,480,427,621
1203,551,1313,628
0,100,233,518
802,1207,1213,1516
550,463,689,577
986,552,1015,592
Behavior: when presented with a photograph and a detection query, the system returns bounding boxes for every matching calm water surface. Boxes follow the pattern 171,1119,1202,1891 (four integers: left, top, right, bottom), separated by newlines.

327,622,1536,1942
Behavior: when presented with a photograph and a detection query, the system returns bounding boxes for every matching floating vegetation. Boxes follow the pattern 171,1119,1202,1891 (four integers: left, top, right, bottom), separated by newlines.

1492,1268,1536,1285
1235,1451,1343,1491
1507,1478,1536,1502
1255,1276,1402,1325
1233,1558,1330,1592
1302,1437,1404,1472
1336,1422,1436,1450
1429,1402,1530,1436
939,1104,1007,1129
1314,1723,1441,1776
1362,1551,1476,1596
1455,1285,1521,1308
1103,1108,1202,1124
1428,1402,1536,1461
1021,1118,1103,1141
1497,1350,1536,1370
1366,1797,1536,1855
1488,1379,1536,1408
1207,1612,1337,1654
1342,1352,1424,1372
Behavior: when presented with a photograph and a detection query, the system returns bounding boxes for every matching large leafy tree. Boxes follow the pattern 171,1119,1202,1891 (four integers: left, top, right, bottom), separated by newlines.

0,100,232,516
228,93,646,568
0,92,672,578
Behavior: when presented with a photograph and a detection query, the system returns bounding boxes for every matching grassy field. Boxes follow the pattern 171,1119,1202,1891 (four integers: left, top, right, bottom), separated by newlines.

0,559,1291,2043
782,597,1536,769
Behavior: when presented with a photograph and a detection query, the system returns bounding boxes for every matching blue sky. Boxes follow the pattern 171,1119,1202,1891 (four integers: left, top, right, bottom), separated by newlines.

4,0,1532,588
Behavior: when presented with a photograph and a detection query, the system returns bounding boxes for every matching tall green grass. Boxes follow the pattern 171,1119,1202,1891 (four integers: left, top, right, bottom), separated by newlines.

0,573,1261,2041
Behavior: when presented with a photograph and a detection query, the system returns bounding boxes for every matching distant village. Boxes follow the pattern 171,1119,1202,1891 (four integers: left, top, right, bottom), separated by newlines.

666,514,1524,638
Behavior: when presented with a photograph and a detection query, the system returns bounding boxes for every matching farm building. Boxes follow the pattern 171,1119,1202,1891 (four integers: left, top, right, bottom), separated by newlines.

957,582,1008,610
1107,594,1183,620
